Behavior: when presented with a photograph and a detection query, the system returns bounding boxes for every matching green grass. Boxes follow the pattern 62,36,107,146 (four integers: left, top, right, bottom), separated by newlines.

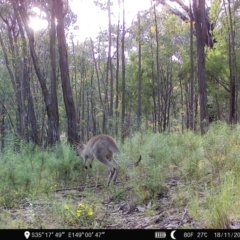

1,122,240,228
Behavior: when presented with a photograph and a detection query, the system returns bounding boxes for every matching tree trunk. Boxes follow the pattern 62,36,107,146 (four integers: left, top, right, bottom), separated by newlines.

192,0,208,134
153,4,161,132
121,0,126,142
90,74,97,136
54,0,79,144
115,1,121,136
225,0,238,124
189,1,194,130
49,0,60,144
0,101,6,151
90,38,106,134
107,0,113,120
137,12,142,128
179,78,184,133
150,36,157,132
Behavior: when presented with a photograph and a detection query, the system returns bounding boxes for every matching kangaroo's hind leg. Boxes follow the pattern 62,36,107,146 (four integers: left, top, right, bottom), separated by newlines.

111,168,117,184
94,152,117,186
89,158,94,168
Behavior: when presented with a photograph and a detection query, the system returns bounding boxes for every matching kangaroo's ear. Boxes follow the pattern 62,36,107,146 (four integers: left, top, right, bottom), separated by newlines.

73,140,84,147
75,142,85,149
72,140,77,147
79,142,85,149
75,142,83,156
73,141,83,152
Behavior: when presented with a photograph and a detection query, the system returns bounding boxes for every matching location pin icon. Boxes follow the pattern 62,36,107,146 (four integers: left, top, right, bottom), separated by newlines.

24,231,30,239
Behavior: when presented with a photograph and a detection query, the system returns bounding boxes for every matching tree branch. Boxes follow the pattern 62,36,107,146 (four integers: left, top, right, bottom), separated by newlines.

154,0,216,47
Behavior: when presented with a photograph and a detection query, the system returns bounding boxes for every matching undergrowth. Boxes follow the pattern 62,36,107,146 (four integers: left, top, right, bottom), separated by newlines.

1,122,240,228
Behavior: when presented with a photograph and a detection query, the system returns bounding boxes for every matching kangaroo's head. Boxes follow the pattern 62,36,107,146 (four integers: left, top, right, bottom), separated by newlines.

76,142,85,156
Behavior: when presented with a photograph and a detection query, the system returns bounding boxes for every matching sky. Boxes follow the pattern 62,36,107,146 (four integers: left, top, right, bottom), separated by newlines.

30,0,209,41
29,0,153,40
69,0,212,42
68,0,152,41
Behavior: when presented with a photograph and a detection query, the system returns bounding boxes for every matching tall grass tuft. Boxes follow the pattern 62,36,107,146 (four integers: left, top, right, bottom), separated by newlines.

1,122,240,228
0,142,84,207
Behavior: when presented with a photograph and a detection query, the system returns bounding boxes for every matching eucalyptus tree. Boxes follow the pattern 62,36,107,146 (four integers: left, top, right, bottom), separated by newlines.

126,9,185,132
137,12,142,128
90,34,109,134
192,0,209,134
0,0,38,144
206,0,240,123
223,0,239,124
115,0,121,136
15,0,62,145
70,39,97,140
121,0,126,141
0,55,14,150
155,0,217,134
0,0,82,145
153,4,161,132
53,0,79,144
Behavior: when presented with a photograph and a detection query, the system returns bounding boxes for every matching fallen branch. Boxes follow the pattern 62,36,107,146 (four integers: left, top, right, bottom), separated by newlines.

134,155,142,167
97,187,133,228
177,206,188,228
54,184,102,192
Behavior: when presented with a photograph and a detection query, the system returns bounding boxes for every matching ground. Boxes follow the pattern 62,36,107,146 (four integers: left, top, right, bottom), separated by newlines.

0,176,202,229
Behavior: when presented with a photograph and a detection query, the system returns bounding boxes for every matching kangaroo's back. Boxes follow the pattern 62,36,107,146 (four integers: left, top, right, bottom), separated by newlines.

86,134,119,154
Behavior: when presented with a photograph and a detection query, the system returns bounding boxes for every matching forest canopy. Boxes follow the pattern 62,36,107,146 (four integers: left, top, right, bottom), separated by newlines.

0,0,239,148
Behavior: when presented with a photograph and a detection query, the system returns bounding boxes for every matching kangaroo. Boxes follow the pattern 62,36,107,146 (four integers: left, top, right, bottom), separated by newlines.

76,134,120,186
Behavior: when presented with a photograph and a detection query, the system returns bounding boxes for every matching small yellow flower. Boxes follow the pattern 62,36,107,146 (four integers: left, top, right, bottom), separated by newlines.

54,184,57,187
71,219,77,224
78,203,86,209
64,205,70,210
87,210,94,216
76,210,81,217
